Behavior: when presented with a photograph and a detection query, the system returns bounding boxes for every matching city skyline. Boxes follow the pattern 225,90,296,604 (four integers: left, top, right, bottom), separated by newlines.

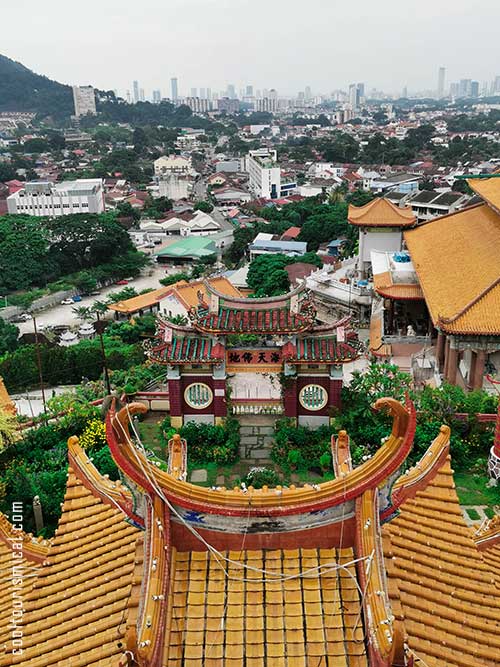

2,0,500,96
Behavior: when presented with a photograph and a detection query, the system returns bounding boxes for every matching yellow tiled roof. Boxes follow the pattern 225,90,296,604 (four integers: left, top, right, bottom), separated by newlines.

174,276,242,309
166,547,367,667
369,311,392,357
108,285,181,314
384,457,500,667
404,203,500,335
0,469,141,667
468,176,500,213
348,198,416,227
373,270,424,300
482,543,500,589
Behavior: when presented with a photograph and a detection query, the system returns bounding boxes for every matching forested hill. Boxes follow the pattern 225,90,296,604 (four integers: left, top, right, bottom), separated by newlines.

0,54,74,118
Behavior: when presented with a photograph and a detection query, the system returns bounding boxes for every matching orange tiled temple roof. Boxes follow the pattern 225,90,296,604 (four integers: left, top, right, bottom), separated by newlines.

1,440,499,665
348,198,416,227
372,270,424,301
404,203,500,335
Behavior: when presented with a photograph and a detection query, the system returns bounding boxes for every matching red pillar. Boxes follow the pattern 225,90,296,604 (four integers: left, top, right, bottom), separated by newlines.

283,377,297,420
329,378,342,411
168,378,182,427
446,345,458,385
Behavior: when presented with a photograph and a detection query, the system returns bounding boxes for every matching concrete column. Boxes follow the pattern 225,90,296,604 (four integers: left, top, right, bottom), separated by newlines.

436,331,445,372
472,350,486,390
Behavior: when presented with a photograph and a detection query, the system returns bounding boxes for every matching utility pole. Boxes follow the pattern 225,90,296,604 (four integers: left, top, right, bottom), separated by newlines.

33,316,47,414
95,311,111,395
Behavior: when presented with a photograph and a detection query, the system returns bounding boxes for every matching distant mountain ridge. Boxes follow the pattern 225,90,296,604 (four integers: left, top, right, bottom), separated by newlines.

0,54,74,118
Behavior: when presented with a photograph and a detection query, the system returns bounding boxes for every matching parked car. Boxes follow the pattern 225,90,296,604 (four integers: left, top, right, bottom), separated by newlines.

12,313,32,323
115,279,129,285
61,298,73,305
72,295,82,302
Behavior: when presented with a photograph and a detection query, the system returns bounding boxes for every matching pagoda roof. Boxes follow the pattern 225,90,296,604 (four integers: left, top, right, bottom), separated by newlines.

404,203,500,335
283,336,360,363
149,335,224,364
194,305,311,334
348,197,416,227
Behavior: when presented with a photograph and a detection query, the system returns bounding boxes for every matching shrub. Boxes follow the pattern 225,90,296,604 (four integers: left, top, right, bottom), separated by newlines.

78,419,107,450
244,467,280,489
160,416,240,465
271,418,333,471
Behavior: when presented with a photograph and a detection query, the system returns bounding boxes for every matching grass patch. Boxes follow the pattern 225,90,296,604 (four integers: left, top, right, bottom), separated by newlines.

137,421,164,457
484,507,496,519
465,508,481,521
454,472,500,508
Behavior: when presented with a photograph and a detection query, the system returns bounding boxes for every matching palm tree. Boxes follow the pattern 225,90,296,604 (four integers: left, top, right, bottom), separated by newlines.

72,306,94,321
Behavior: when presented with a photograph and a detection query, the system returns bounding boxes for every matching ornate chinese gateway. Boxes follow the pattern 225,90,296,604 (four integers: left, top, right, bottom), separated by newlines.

145,280,362,427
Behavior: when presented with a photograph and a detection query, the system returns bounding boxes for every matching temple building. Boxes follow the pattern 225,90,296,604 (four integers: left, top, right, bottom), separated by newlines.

146,282,361,427
1,397,499,666
404,176,500,390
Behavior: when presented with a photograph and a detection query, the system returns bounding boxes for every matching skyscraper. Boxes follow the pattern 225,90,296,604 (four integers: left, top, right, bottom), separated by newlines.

348,83,360,110
470,81,479,98
227,84,236,99
437,67,446,98
200,88,206,99
246,85,254,97
171,78,178,102
140,88,145,102
190,87,198,98
305,85,312,100
152,90,162,103
206,88,212,100
133,80,140,103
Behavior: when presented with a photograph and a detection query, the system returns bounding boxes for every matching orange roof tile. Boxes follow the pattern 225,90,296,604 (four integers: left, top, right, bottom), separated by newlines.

1,469,140,667
384,457,500,667
404,204,500,335
174,276,242,309
108,285,179,314
468,177,500,213
165,547,367,667
348,198,416,227
373,270,424,300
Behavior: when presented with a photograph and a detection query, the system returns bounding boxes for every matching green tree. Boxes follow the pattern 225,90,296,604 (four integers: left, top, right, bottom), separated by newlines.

0,317,19,355
194,200,214,213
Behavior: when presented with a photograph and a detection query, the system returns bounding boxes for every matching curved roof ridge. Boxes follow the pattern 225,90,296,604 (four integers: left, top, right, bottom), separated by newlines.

348,197,416,227
0,509,50,564
440,275,500,325
203,277,305,305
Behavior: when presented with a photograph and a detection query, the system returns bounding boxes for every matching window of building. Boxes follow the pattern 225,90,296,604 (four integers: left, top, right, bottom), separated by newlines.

184,382,213,410
299,384,328,411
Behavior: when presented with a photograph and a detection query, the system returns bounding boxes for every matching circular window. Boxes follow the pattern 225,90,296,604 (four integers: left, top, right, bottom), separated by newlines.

299,384,328,411
184,382,213,410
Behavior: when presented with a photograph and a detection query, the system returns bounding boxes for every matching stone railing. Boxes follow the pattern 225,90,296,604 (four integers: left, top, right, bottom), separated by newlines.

231,398,284,415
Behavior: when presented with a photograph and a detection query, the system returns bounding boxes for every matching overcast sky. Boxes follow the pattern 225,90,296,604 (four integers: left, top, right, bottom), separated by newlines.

3,0,499,97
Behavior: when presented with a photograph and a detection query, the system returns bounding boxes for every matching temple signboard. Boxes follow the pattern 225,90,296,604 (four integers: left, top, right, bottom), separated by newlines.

226,348,282,369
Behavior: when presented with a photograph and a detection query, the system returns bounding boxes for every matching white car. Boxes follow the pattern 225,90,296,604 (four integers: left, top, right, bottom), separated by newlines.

61,299,74,305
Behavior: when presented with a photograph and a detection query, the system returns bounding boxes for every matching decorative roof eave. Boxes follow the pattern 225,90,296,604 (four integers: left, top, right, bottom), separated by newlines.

0,511,50,565
355,488,407,667
67,435,143,528
474,515,500,551
380,425,450,522
374,285,425,301
107,398,417,516
436,275,500,336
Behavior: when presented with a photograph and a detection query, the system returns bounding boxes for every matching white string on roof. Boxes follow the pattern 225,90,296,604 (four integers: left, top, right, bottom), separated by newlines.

116,407,373,592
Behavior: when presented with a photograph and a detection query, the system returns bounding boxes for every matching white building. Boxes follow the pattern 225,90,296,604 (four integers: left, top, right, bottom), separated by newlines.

247,148,281,199
158,174,193,200
7,179,105,217
72,86,96,117
154,155,193,177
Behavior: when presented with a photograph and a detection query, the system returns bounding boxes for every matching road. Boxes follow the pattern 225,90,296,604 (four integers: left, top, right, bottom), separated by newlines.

18,263,168,334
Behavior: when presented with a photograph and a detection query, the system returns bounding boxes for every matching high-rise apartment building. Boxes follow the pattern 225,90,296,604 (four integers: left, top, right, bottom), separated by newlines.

152,90,162,103
459,79,471,98
206,88,212,100
305,85,312,100
190,87,198,98
199,88,206,99
72,86,96,117
246,85,254,97
227,84,236,99
171,77,178,101
437,67,446,98
470,81,479,98
133,80,140,103
139,88,145,102
348,83,360,110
